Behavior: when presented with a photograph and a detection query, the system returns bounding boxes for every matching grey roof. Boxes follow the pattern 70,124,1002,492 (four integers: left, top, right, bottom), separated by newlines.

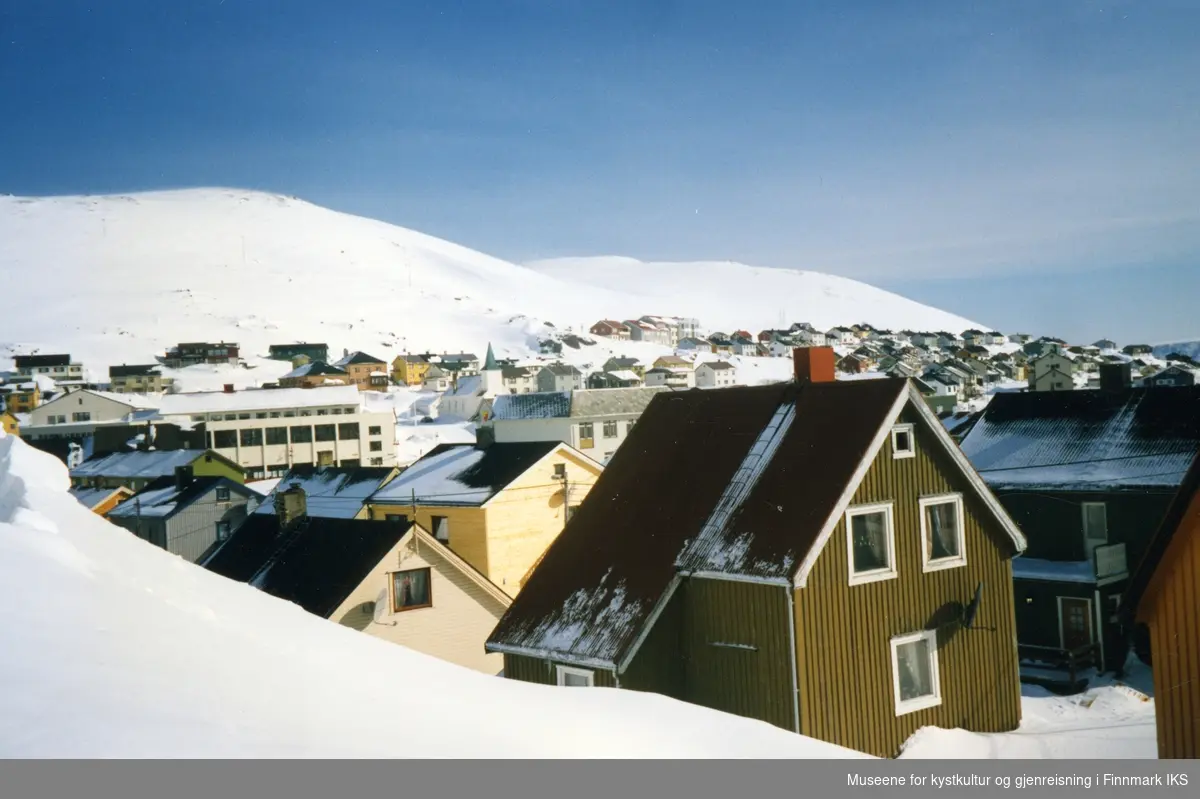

541,363,582,376
568,387,672,417
70,450,212,480
424,364,448,378
491,392,572,420
253,466,396,519
501,365,536,380
371,442,561,507
68,486,125,509
700,361,735,371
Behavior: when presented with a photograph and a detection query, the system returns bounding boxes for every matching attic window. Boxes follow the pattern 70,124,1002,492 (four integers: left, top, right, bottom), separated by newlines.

553,463,566,479
891,424,915,459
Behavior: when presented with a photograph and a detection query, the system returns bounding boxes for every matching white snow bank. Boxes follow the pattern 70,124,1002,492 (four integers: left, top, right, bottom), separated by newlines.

0,430,865,758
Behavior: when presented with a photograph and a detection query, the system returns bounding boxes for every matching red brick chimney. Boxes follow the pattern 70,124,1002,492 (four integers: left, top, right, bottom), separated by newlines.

223,384,235,393
793,346,836,385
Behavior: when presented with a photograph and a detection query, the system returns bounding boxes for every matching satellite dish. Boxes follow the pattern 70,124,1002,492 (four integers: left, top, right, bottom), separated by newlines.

961,582,983,629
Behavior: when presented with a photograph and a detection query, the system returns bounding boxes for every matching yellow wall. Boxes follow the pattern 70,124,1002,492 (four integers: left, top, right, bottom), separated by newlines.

1,412,19,437
6,388,40,413
330,532,509,675
345,362,387,390
392,358,431,386
190,453,246,484
365,448,602,597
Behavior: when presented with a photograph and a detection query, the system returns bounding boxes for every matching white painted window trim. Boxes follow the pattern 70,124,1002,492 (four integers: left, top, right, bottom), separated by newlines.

555,665,595,687
919,493,968,573
890,629,942,716
845,502,898,586
890,423,916,459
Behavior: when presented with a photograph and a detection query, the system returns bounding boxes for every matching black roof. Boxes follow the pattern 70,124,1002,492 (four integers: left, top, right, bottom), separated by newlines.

339,351,386,366
15,354,71,368
201,514,412,618
109,364,162,377
108,475,256,521
370,441,561,506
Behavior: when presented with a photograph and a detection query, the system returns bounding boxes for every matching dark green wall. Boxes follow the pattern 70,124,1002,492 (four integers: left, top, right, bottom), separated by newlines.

621,583,685,699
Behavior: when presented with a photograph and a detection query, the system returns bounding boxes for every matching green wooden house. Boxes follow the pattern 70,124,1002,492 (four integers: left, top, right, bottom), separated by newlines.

487,347,1027,758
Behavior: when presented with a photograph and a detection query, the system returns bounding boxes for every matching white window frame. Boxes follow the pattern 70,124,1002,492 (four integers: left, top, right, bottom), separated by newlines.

890,424,915,459
555,665,594,687
919,493,967,572
845,502,898,586
890,629,942,716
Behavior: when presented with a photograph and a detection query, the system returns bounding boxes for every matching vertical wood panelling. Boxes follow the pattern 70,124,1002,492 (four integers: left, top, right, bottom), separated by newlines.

501,654,617,687
795,406,1022,757
621,586,685,699
1144,508,1200,758
684,578,794,731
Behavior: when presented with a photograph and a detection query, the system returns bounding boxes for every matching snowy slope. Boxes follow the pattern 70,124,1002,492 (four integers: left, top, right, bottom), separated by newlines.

0,189,981,388
0,430,866,758
526,256,980,334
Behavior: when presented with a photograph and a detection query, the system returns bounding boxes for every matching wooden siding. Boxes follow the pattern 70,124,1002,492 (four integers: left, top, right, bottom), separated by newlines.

794,405,1022,757
366,504,491,586
684,578,795,732
620,583,685,699
329,533,509,675
1139,493,1200,759
501,654,617,687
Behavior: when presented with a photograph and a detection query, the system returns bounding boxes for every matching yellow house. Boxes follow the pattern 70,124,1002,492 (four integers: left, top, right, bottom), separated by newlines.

2,383,41,413
392,354,432,386
365,441,603,597
201,502,510,675
1,410,19,437
68,485,135,516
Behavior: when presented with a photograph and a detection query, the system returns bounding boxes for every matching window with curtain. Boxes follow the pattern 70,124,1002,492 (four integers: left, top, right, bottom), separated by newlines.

925,500,960,560
392,568,432,612
851,510,890,573
891,630,941,715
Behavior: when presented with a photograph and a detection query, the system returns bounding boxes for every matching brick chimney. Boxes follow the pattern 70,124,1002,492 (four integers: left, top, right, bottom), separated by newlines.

793,346,836,385
274,484,308,529
223,384,235,393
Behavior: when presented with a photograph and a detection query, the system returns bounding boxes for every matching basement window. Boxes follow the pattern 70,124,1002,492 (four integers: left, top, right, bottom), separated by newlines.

891,424,915,459
890,629,942,716
556,665,594,687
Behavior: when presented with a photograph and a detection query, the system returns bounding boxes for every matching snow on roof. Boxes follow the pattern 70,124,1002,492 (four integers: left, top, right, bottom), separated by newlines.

961,387,1200,490
253,466,396,519
69,450,209,480
68,485,123,510
490,392,571,421
82,389,161,410
699,361,735,371
281,362,347,379
1,436,861,757
569,386,671,418
608,370,642,383
371,442,560,507
1011,558,1096,584
446,374,483,397
157,385,362,415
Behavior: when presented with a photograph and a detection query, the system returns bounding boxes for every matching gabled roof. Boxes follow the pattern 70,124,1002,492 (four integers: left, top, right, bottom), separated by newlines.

487,377,1024,669
370,441,565,507
699,361,735,371
68,485,133,511
253,466,397,519
960,386,1200,491
334,351,387,367
69,449,236,480
201,515,412,618
541,363,582,376
423,364,448,379
1124,451,1200,619
501,365,536,380
281,361,349,379
490,392,572,420
604,356,640,368
107,476,255,520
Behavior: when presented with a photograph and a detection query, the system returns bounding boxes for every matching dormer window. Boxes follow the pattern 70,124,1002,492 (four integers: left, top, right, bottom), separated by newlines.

891,424,915,459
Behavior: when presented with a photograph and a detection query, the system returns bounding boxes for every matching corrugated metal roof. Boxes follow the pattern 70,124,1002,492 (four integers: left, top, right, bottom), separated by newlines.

70,449,208,480
370,442,560,507
568,386,672,417
157,385,361,415
960,386,1200,491
490,392,571,420
253,466,395,519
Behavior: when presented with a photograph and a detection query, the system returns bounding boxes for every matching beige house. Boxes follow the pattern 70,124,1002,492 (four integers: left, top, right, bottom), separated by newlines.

365,441,603,596
202,491,510,675
332,351,390,391
20,388,159,441
1027,351,1077,392
108,365,175,394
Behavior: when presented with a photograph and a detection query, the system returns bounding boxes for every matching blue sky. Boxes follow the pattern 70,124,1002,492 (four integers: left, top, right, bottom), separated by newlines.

2,0,1197,343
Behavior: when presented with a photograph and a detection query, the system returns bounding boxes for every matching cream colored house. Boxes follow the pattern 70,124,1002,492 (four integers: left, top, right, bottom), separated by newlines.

202,492,510,675
364,440,603,596
20,388,159,442
1027,351,1078,392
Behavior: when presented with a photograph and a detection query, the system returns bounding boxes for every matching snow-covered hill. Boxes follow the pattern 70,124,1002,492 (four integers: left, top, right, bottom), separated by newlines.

0,431,865,758
0,189,980,389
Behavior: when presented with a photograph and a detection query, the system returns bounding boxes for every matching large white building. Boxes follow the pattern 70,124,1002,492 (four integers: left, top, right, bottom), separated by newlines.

156,385,397,478
19,388,160,442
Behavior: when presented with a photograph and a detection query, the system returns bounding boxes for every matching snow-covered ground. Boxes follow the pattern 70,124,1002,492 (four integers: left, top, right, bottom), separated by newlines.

0,430,1162,757
901,662,1156,759
0,189,983,383
0,430,865,758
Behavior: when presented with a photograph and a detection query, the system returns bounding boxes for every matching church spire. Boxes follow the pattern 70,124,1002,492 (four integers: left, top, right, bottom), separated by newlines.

483,343,499,371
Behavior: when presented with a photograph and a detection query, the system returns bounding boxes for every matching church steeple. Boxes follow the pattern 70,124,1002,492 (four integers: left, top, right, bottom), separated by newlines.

483,343,499,372
480,342,501,395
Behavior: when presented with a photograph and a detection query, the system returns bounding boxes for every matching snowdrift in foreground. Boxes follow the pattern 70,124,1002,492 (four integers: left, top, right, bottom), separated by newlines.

0,431,865,759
